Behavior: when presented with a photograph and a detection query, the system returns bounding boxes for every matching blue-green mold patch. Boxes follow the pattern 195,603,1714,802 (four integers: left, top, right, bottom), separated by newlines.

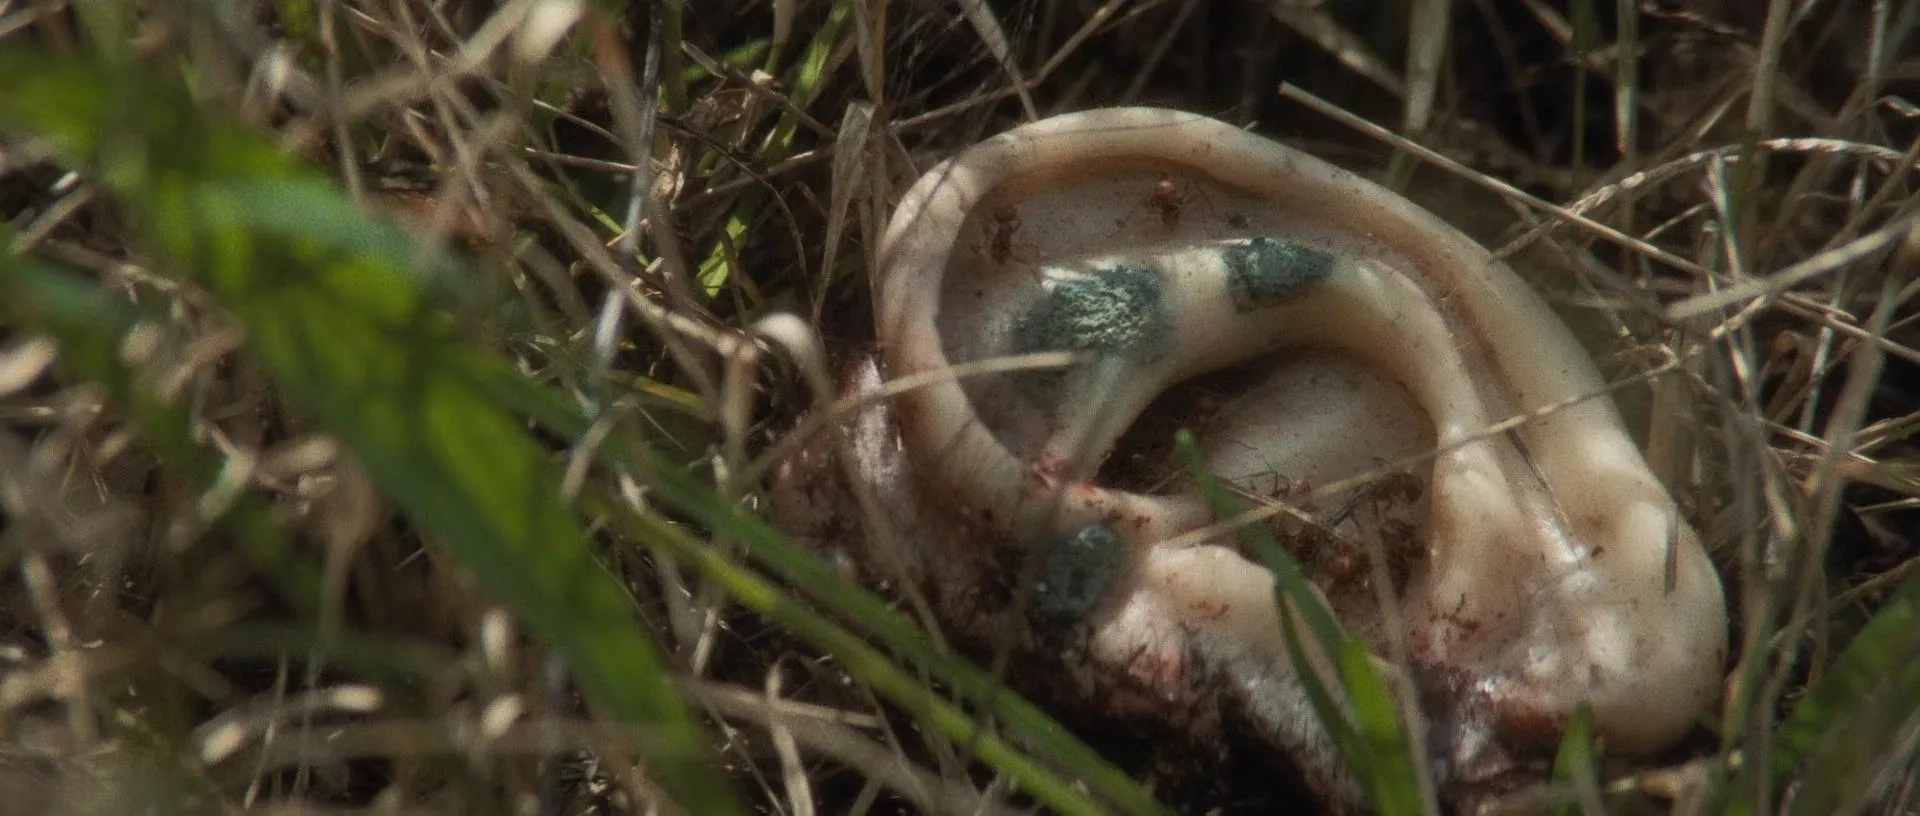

1015,263,1172,363
1031,523,1126,622
1223,236,1335,310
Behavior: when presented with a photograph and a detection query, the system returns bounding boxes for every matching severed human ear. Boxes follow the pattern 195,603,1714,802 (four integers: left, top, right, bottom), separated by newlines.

777,107,1727,809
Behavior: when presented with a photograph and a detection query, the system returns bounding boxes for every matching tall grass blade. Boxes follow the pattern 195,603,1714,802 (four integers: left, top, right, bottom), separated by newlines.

1174,430,1430,816
0,52,741,815
473,362,1173,815
1774,569,1920,815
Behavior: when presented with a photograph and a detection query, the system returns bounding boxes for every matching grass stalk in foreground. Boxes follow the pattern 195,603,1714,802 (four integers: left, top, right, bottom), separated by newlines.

0,51,741,815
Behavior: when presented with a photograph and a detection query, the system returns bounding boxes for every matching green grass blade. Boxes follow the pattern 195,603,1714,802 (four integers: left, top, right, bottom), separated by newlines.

596,495,1134,816
693,0,849,294
1549,703,1602,816
0,52,741,815
1175,430,1430,816
1341,639,1427,816
1774,570,1920,815
470,363,1173,816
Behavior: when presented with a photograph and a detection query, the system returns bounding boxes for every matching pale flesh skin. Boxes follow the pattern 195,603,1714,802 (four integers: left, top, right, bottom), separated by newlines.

783,107,1727,806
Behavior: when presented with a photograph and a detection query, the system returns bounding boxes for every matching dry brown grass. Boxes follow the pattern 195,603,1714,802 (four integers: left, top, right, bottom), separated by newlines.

0,0,1916,813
